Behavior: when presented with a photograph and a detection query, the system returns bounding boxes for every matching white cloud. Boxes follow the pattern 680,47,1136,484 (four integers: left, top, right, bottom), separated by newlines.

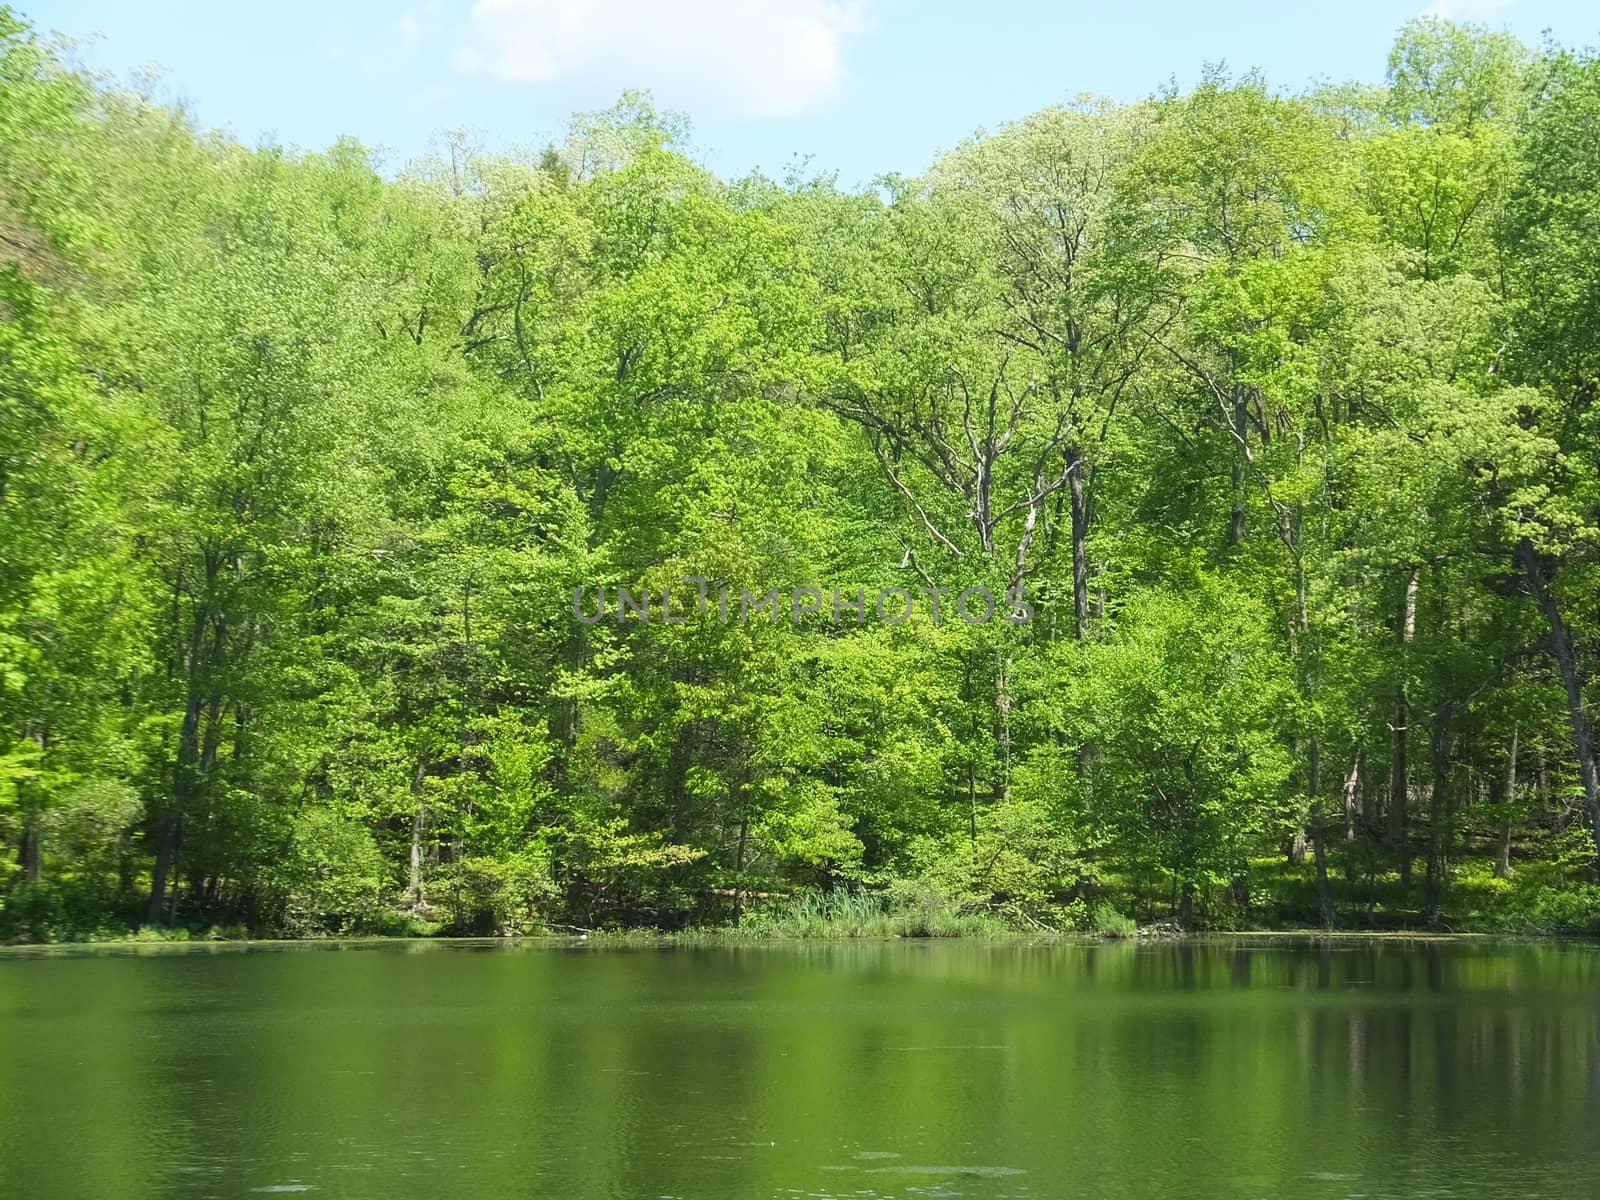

457,0,869,117
1421,0,1515,21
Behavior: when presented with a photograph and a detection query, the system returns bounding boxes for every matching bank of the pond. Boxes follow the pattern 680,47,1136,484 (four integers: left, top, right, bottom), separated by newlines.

5,869,1598,949
4,924,1596,956
9,853,1597,947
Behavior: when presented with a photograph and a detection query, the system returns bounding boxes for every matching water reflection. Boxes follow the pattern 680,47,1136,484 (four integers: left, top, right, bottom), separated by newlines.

1,938,1597,1199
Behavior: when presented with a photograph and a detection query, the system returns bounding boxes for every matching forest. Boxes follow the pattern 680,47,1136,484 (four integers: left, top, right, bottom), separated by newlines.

3,8,1600,942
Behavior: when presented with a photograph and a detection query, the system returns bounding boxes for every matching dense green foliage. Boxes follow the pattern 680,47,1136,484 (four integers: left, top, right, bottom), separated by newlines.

4,10,1600,940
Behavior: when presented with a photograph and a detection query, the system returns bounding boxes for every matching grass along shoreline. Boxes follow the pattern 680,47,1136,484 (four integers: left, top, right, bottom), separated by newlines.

1,928,1593,958
4,885,1597,951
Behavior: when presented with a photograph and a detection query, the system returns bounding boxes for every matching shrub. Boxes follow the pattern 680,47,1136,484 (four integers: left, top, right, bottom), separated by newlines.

267,808,390,935
1090,902,1136,938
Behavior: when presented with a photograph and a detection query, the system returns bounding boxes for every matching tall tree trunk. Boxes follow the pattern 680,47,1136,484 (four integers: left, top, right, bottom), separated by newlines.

1068,444,1089,640
1424,705,1452,921
732,816,749,927
408,760,428,907
1495,726,1518,879
1228,383,1248,545
149,690,204,925
18,730,43,882
1389,570,1419,889
1310,735,1335,929
150,581,227,925
147,811,182,926
18,815,41,883
117,835,134,897
1067,447,1099,808
1311,815,1334,929
994,653,1012,804
1178,881,1196,928
1343,745,1362,842
1517,539,1600,870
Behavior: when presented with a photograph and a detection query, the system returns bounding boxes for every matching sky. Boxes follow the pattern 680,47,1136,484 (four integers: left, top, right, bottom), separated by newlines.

20,0,1600,186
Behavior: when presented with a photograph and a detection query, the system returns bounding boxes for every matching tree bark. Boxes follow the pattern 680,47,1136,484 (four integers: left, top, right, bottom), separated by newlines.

1228,383,1248,545
1310,735,1334,930
1424,704,1452,920
147,810,182,926
149,598,226,926
1495,726,1518,880
408,759,428,907
1068,444,1089,640
149,702,202,925
732,816,749,927
1389,570,1419,889
18,815,41,883
994,653,1012,804
1517,539,1600,870
1343,746,1362,842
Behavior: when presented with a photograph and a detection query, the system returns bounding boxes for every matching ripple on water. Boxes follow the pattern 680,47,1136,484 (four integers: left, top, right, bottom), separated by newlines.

865,1166,1025,1177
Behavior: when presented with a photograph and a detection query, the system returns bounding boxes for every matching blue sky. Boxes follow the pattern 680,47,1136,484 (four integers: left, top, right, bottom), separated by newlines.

21,1,1600,185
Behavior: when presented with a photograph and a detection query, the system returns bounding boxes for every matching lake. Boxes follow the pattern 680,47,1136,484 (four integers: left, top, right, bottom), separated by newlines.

2,937,1598,1199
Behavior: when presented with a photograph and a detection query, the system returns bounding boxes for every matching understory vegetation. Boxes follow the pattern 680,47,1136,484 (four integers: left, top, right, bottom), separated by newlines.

4,9,1600,943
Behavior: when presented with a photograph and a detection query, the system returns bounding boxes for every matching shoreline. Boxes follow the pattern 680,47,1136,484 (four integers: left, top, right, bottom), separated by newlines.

3,927,1595,957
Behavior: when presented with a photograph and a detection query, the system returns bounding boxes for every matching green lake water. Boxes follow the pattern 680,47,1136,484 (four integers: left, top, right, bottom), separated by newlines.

2,937,1598,1199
